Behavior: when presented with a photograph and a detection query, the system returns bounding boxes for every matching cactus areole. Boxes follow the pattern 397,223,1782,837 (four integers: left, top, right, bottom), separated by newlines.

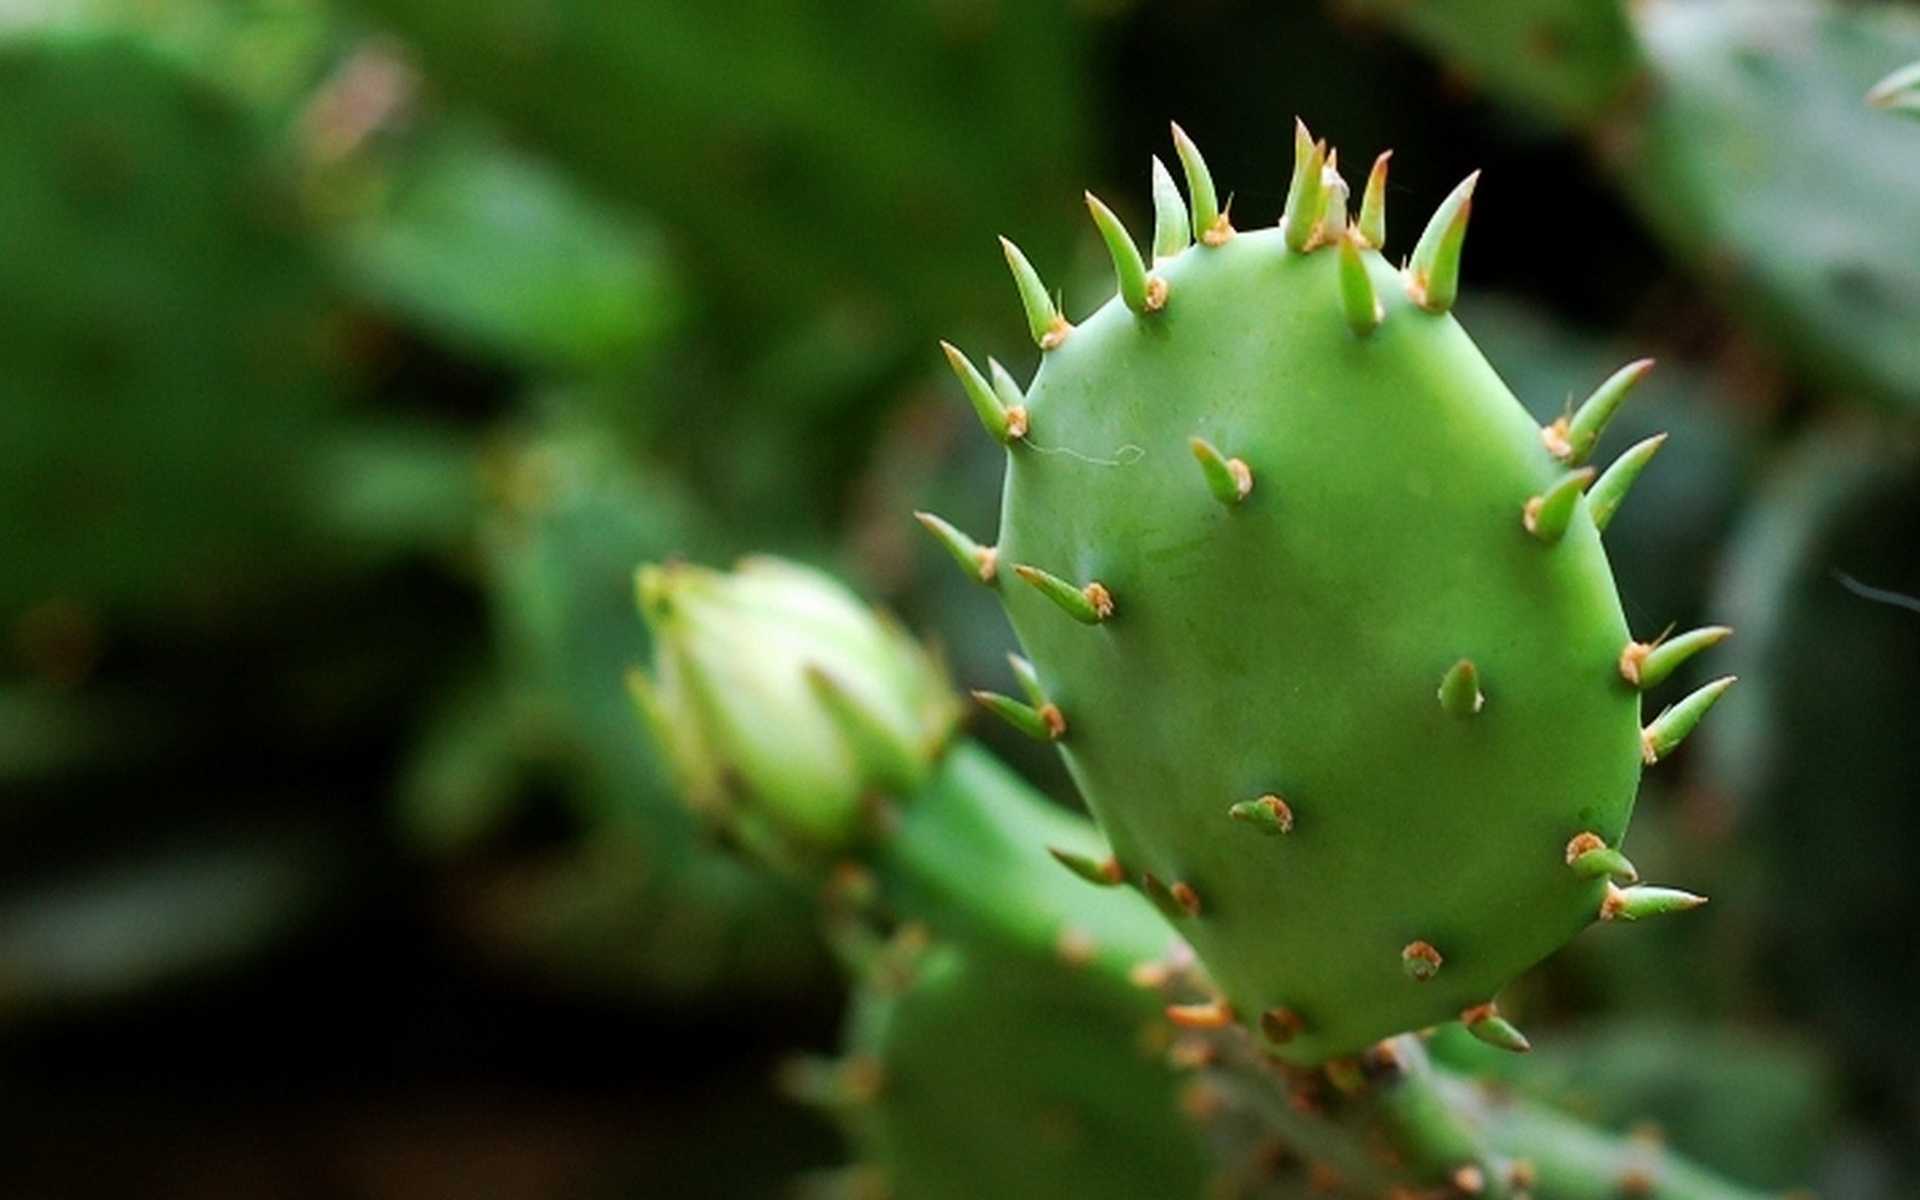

926,121,1726,1064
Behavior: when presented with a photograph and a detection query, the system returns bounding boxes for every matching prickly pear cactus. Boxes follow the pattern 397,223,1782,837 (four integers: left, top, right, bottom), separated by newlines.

926,123,1729,1064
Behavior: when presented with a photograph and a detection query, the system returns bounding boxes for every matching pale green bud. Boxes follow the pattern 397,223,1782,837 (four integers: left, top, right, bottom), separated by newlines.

632,556,958,851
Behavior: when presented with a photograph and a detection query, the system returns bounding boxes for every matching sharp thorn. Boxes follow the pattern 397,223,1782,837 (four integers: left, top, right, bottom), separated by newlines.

1542,359,1656,465
1358,150,1391,249
1405,171,1479,313
1150,154,1192,261
1565,832,1639,883
999,236,1070,349
1588,433,1668,533
1437,658,1485,717
913,511,997,585
971,689,1064,742
1169,121,1224,243
1282,120,1329,253
1523,467,1597,544
1641,675,1737,764
1401,940,1444,982
1049,845,1124,887
1190,436,1253,505
1228,794,1294,835
940,340,1024,444
1013,563,1113,624
1620,624,1733,690
1338,234,1382,335
1086,191,1162,315
1601,882,1709,921
1461,1001,1530,1053
1007,652,1048,709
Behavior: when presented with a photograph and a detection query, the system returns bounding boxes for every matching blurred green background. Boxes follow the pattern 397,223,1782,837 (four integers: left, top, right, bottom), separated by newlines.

1,0,1916,1195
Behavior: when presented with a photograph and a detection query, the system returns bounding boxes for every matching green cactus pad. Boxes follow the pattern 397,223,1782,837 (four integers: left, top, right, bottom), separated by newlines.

954,130,1703,1064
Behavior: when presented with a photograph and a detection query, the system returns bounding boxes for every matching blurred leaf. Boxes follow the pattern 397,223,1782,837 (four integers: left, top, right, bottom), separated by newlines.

1431,1019,1837,1188
337,127,681,371
0,827,345,1013
0,30,342,615
1628,0,1920,409
1705,424,1920,1081
1336,0,1643,127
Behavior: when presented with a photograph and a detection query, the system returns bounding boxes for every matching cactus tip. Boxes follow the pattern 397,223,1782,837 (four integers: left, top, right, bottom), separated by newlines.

1405,170,1479,313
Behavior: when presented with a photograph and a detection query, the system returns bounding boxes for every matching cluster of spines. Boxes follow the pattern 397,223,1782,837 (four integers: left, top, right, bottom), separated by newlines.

914,121,1736,1057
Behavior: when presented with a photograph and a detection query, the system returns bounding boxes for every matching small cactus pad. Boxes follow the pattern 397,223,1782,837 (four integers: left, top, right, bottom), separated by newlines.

940,125,1727,1064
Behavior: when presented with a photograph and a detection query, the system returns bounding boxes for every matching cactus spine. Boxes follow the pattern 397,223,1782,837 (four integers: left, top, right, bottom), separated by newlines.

927,122,1729,1065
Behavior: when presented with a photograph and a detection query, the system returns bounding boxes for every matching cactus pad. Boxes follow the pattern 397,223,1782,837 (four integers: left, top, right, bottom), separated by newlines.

930,125,1725,1063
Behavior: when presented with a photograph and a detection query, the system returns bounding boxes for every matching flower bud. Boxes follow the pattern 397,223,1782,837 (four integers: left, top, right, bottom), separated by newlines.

632,557,958,852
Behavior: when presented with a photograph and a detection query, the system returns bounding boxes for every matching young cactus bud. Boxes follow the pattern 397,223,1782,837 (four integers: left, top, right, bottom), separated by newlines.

634,557,959,851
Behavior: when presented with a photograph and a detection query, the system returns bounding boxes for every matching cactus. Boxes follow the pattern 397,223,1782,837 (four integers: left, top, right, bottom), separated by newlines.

633,555,1769,1198
923,123,1729,1066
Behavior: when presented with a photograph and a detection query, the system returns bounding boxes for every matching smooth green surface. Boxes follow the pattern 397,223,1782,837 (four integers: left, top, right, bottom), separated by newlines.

998,225,1642,1061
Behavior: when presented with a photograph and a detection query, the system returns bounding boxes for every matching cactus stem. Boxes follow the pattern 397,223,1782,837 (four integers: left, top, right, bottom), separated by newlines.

1228,793,1294,835
1620,623,1734,691
1565,832,1639,883
1086,191,1164,315
1522,467,1597,544
939,341,1026,444
1338,233,1383,336
1405,171,1479,313
912,511,997,584
1260,1006,1306,1046
999,236,1071,350
1358,150,1391,249
1541,358,1656,465
1400,940,1444,982
1640,675,1737,763
971,689,1064,742
1601,882,1709,922
1049,845,1123,887
1166,998,1235,1030
1150,155,1191,261
1190,436,1253,505
1461,1001,1531,1053
1013,564,1114,624
1437,658,1485,717
1169,121,1221,244
1141,872,1193,921
1282,120,1329,254
1588,433,1668,533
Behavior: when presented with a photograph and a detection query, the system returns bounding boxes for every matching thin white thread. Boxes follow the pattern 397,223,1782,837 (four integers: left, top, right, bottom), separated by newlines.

1022,439,1146,468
